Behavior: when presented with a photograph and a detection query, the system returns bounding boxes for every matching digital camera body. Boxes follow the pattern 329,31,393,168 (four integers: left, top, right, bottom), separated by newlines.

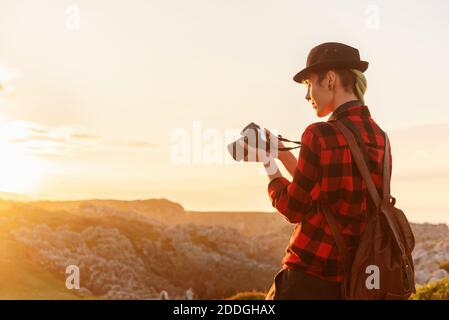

227,122,273,162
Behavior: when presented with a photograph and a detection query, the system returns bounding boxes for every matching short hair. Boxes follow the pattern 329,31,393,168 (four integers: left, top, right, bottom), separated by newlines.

315,69,357,94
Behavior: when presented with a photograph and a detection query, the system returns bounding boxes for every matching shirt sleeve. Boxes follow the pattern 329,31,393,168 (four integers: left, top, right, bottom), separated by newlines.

267,124,322,223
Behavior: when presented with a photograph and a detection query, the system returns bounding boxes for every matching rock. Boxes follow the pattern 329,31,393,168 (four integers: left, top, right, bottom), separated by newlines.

432,252,447,263
411,223,449,242
434,240,449,251
415,271,430,285
77,287,93,297
159,290,170,300
428,269,449,283
185,288,194,300
407,223,449,285
413,250,428,265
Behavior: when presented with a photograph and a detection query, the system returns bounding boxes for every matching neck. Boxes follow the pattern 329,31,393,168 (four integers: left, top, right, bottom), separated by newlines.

330,93,360,112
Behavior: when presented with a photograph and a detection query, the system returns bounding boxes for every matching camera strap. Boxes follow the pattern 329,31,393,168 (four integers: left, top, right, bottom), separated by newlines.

277,135,301,151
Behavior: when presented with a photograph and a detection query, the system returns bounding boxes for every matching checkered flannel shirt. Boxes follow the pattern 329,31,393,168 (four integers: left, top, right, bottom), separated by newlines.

268,100,392,282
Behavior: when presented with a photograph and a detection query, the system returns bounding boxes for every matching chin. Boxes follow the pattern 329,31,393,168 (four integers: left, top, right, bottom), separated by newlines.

315,110,325,118
316,108,331,118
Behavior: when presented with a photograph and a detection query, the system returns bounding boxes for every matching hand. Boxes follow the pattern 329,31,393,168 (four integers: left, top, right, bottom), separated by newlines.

244,140,272,164
263,155,282,178
264,128,298,177
264,128,285,159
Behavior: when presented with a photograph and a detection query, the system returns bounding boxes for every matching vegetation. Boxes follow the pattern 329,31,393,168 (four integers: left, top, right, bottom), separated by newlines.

226,291,267,300
439,261,449,274
410,277,449,300
0,199,286,299
1,198,449,300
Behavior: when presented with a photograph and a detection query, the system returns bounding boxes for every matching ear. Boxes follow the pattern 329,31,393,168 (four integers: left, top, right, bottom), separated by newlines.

327,70,336,90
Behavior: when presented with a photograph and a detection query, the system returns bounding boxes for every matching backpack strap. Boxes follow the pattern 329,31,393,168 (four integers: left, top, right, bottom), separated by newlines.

321,203,352,277
321,121,388,280
382,131,391,201
340,118,373,173
334,121,382,209
380,131,408,256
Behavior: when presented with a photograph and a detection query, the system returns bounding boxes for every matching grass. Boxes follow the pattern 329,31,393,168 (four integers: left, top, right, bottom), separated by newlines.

0,239,92,300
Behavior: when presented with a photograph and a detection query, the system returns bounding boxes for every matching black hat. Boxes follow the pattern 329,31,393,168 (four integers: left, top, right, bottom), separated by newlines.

293,42,369,83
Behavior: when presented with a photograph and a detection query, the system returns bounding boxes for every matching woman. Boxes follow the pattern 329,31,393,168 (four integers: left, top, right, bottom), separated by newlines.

263,42,391,299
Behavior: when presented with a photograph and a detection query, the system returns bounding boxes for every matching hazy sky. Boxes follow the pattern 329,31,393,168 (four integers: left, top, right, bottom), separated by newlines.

0,0,448,224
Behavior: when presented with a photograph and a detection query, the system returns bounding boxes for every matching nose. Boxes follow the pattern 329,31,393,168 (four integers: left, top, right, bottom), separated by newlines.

305,86,311,101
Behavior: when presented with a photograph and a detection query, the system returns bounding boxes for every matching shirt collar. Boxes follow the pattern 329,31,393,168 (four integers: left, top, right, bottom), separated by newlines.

327,100,371,122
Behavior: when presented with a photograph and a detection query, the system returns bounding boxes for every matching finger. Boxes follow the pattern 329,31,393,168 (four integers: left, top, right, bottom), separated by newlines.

264,128,276,139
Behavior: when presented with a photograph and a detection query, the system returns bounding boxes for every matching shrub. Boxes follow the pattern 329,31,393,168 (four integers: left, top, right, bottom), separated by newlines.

410,277,449,300
226,291,267,300
439,261,449,274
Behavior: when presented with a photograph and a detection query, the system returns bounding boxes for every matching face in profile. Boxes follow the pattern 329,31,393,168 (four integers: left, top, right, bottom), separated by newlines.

304,72,335,118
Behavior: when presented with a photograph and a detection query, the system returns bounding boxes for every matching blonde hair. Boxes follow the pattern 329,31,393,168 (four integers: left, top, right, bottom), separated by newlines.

316,68,368,104
350,69,367,104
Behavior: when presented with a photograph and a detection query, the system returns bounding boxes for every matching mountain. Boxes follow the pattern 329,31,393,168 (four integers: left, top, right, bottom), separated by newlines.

0,198,447,299
0,191,34,202
0,198,287,299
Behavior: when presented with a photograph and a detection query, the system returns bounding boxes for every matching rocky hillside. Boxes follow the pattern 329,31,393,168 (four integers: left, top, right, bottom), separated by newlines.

0,199,286,299
411,223,449,285
0,198,447,299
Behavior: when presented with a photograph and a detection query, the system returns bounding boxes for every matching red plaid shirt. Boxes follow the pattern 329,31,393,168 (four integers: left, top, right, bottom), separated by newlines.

268,101,392,282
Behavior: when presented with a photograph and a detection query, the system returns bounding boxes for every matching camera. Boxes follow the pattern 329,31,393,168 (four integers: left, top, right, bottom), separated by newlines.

227,122,273,162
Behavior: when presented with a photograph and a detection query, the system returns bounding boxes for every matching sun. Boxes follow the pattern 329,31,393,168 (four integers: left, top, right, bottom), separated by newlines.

0,138,43,195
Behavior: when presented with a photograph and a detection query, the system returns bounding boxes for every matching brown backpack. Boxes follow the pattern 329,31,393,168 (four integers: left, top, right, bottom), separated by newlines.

321,121,416,300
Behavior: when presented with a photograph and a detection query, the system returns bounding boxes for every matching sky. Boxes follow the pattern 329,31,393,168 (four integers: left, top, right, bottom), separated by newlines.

0,0,448,224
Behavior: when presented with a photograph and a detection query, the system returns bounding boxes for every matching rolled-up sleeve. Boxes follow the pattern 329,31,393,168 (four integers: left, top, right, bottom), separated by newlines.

268,125,321,223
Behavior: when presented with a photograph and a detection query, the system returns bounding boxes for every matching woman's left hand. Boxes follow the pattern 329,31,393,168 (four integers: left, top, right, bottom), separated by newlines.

264,128,285,158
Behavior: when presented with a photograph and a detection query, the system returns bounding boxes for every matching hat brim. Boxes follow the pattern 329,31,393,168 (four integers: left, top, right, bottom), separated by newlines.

293,60,369,83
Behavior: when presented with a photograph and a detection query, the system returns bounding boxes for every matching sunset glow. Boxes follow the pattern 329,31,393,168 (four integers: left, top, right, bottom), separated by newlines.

0,0,448,225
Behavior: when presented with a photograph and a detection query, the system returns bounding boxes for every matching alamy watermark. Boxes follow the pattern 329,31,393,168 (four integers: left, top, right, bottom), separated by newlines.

365,265,380,290
65,4,81,31
365,4,381,30
170,121,280,174
66,265,80,290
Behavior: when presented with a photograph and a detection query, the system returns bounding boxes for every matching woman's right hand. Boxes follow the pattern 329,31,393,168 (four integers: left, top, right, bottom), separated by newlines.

264,128,298,177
